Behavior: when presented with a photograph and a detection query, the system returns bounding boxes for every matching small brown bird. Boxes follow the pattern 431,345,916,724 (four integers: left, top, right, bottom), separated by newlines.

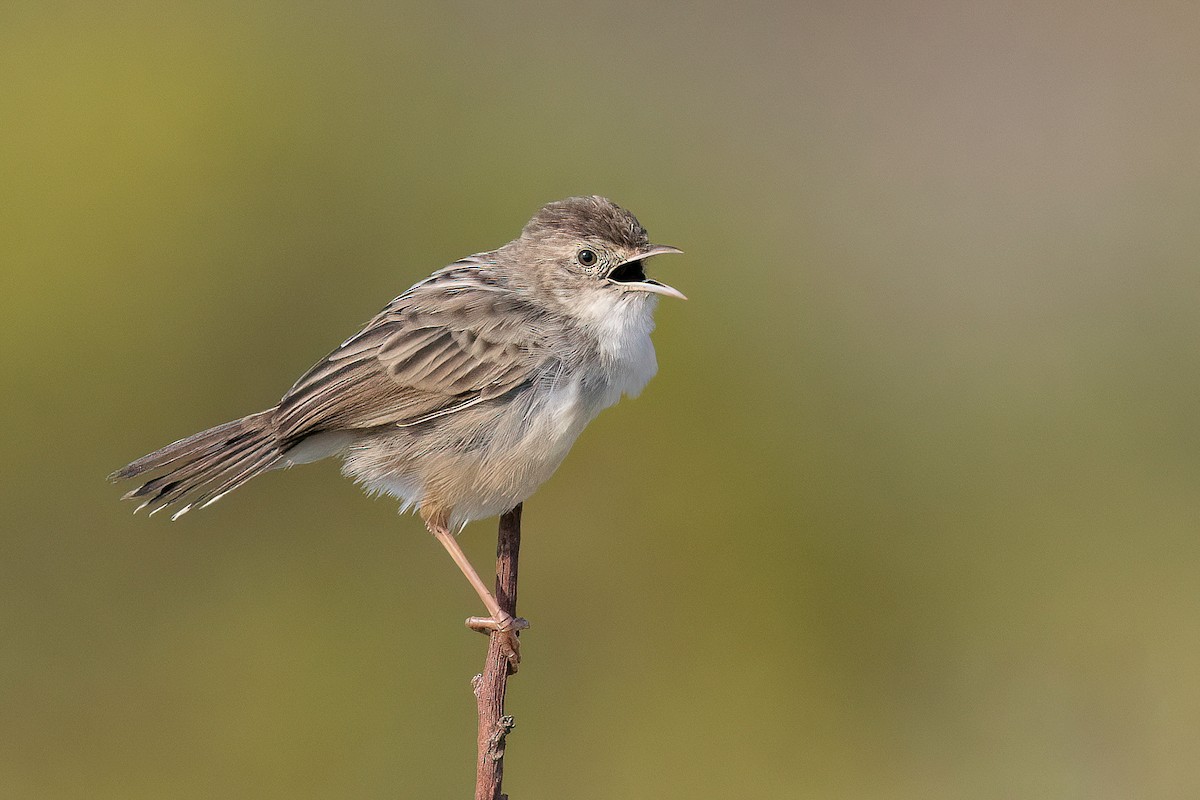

112,196,683,662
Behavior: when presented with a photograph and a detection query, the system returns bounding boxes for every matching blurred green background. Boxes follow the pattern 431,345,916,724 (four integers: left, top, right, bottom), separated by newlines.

4,1,1199,797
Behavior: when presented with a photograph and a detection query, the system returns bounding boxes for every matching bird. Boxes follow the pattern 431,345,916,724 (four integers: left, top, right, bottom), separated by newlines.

111,195,684,663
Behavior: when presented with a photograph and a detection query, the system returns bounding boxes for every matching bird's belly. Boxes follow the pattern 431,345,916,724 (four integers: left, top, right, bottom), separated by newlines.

342,378,603,529
447,379,602,524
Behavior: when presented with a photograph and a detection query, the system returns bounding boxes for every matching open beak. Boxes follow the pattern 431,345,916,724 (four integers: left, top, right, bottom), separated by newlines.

606,244,686,300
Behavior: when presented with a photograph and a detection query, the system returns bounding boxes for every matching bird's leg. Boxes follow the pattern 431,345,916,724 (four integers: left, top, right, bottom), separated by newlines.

423,509,528,666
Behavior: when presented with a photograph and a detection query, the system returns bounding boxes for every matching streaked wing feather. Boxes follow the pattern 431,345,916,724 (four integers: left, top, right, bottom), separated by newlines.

277,257,549,440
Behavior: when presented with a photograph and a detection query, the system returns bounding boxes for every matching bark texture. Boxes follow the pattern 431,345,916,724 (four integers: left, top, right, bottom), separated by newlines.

472,504,522,800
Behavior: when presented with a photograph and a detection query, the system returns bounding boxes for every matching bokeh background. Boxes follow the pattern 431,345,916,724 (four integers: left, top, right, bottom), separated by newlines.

4,1,1199,797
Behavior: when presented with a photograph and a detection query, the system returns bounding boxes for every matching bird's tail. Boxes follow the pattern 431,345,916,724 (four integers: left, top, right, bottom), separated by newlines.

111,409,282,520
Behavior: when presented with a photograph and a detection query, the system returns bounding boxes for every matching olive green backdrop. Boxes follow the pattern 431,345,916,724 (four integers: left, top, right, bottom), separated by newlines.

4,2,1199,798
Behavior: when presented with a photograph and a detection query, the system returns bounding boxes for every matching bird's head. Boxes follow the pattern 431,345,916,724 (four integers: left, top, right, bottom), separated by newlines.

506,196,684,317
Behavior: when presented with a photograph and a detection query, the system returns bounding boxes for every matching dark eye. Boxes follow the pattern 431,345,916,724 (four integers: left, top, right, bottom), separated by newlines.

577,249,598,267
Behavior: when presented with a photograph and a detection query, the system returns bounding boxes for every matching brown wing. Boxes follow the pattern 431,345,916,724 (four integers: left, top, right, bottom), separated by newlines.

276,258,551,441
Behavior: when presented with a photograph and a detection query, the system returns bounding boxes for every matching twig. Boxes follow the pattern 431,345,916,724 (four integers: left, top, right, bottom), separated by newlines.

472,503,522,800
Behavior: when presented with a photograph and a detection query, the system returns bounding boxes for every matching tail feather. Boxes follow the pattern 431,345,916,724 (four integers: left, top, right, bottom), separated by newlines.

111,416,257,480
123,425,267,503
171,449,280,520
139,440,263,516
112,409,282,517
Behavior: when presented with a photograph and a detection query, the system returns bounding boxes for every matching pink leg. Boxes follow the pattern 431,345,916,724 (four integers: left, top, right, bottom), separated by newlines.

425,514,528,665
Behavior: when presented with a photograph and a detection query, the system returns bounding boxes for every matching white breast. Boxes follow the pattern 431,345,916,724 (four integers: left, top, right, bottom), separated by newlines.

572,292,660,409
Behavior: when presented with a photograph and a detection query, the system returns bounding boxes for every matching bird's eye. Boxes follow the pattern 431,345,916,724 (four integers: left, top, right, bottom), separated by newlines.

577,249,598,267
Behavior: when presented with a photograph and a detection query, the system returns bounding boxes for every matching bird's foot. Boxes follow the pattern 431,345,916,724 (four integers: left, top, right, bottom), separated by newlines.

466,612,529,667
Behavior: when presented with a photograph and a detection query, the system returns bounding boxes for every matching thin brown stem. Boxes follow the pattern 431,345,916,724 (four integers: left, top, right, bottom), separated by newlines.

472,503,522,800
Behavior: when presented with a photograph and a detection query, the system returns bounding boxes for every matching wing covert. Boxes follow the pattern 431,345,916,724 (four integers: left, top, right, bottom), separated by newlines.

276,259,550,440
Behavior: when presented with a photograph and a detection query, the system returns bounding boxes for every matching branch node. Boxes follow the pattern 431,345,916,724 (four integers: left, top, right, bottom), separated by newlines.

487,715,516,761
